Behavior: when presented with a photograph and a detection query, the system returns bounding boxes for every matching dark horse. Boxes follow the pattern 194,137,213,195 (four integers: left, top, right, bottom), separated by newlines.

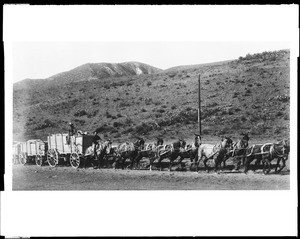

243,143,274,174
133,137,164,170
222,132,250,170
84,139,112,169
156,138,187,171
244,139,290,174
112,137,145,169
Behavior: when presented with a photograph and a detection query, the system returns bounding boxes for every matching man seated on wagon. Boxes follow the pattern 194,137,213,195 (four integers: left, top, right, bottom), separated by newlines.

68,122,76,136
67,122,76,145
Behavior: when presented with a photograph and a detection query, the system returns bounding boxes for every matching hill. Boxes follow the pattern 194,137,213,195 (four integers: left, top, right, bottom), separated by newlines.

14,61,162,88
13,50,290,143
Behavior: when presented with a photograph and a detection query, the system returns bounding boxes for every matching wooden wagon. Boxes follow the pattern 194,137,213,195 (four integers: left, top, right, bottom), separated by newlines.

47,133,94,168
17,139,48,166
12,141,21,164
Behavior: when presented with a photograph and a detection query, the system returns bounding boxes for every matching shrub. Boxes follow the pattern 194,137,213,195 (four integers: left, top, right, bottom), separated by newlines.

245,88,252,94
106,111,112,118
241,116,247,122
110,128,118,134
113,122,124,128
34,119,56,130
157,109,165,113
146,81,152,86
125,117,133,124
74,119,85,125
276,111,284,117
233,92,239,98
74,110,88,117
119,101,131,107
135,122,153,135
122,127,134,134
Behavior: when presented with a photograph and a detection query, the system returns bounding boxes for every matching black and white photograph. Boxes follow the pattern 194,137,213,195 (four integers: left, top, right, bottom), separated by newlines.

11,42,291,190
2,4,298,237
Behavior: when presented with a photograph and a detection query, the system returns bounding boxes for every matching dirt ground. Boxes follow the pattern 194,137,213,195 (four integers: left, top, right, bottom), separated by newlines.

12,158,290,190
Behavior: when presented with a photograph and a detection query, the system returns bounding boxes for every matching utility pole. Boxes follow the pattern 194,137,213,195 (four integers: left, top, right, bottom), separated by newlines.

198,74,201,136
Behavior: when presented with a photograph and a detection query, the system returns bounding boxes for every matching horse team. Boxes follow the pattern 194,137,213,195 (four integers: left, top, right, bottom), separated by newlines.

87,133,290,174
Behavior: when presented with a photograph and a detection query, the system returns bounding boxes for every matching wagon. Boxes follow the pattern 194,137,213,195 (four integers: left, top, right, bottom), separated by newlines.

47,133,94,168
12,141,21,165
19,139,47,166
17,139,48,166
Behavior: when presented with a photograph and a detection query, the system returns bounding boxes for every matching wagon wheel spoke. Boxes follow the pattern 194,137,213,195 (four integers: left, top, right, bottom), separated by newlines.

47,149,59,167
70,152,81,169
35,154,43,166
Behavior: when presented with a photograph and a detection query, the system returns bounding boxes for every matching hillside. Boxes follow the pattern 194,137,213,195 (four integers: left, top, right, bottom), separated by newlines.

13,49,290,143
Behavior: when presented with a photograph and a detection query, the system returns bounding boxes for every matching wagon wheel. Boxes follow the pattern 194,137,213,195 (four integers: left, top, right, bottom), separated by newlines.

19,153,27,165
47,149,59,167
35,154,43,166
70,152,81,169
13,155,19,165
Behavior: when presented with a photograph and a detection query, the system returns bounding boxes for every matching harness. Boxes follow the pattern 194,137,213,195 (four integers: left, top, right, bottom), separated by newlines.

271,144,287,158
245,143,273,157
204,139,231,159
206,144,222,159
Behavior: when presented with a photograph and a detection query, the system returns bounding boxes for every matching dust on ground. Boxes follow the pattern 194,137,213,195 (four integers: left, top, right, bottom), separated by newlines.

13,162,289,190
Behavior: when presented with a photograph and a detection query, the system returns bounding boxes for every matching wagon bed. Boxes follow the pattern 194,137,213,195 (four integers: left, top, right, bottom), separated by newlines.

47,133,94,168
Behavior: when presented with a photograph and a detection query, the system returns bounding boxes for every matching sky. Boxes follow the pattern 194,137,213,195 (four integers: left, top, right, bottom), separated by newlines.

5,5,298,83
12,41,290,83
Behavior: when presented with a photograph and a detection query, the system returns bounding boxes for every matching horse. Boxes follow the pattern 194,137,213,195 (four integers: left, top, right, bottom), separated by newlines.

112,137,145,169
144,137,164,151
175,134,201,170
222,132,250,170
84,139,112,169
194,137,233,173
156,139,187,171
268,139,290,173
248,139,290,174
133,137,164,170
243,143,273,174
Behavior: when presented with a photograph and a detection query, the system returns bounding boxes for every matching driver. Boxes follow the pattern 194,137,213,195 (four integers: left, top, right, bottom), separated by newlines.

92,131,101,161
